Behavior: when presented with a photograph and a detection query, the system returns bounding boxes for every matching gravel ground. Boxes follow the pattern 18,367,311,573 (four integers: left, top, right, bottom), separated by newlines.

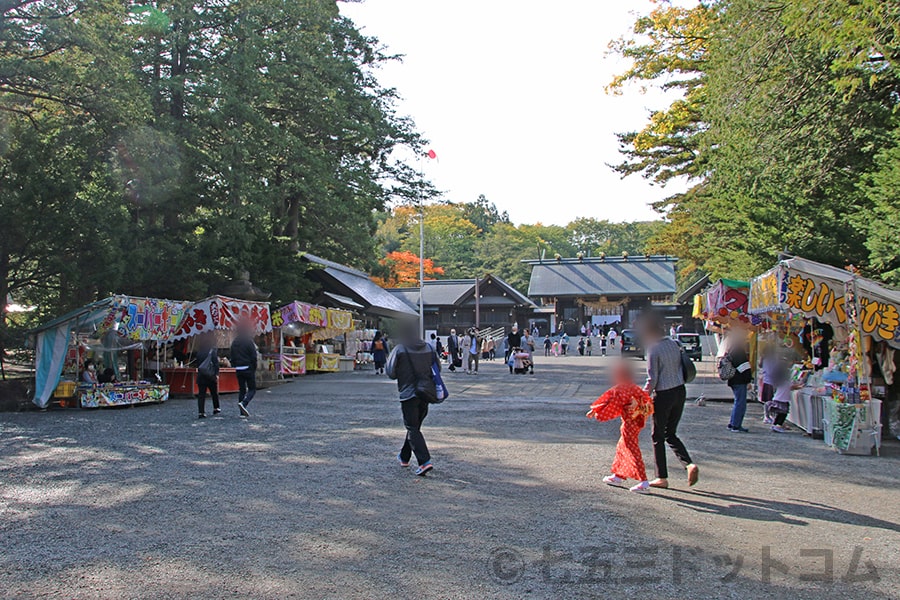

1,355,898,599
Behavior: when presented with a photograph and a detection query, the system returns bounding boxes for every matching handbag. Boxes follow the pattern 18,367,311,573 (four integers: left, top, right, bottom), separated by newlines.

432,356,449,403
717,355,736,381
198,349,218,379
680,349,697,383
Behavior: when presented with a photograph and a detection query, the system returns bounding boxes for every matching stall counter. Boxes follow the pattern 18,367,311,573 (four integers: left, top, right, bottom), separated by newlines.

162,367,240,396
788,389,826,436
79,383,169,408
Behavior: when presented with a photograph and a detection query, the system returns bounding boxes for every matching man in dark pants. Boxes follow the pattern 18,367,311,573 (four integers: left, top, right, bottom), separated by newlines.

386,323,439,476
195,333,220,418
447,328,459,372
230,321,258,417
641,314,699,489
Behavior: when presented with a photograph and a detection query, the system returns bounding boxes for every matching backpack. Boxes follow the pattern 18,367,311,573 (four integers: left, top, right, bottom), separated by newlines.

717,355,736,381
373,340,384,352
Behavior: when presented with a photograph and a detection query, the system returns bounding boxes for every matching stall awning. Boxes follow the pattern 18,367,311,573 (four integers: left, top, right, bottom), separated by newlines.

320,292,365,311
749,256,900,347
171,296,272,340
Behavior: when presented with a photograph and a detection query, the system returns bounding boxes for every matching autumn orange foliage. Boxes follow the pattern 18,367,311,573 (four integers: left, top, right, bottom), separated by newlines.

372,251,445,288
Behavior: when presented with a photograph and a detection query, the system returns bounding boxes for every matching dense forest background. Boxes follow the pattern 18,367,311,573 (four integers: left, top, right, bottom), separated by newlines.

2,0,899,359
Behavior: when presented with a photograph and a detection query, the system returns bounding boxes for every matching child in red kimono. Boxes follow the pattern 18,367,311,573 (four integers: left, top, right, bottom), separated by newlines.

587,361,655,493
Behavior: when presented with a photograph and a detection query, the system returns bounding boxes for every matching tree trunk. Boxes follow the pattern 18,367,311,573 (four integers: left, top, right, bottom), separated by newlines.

0,250,10,381
286,194,301,254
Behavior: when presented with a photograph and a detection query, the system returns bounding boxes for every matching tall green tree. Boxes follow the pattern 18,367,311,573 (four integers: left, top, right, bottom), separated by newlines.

610,0,900,282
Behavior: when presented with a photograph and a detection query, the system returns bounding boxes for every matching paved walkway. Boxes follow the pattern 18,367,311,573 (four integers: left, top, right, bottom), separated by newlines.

1,359,897,599
350,353,734,401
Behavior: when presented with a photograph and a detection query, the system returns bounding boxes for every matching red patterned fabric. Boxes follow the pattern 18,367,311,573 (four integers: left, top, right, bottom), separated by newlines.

587,384,654,482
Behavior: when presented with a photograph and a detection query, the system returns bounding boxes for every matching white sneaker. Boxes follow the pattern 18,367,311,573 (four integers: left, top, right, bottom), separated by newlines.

630,481,650,494
602,474,626,486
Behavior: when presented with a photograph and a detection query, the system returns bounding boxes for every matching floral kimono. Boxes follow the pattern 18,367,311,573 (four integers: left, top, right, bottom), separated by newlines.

587,383,654,481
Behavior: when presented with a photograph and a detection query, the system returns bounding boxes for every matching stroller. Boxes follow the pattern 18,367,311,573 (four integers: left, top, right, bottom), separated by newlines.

508,347,533,375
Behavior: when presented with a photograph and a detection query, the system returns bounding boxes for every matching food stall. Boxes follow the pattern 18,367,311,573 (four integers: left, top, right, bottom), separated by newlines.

270,301,354,374
30,295,188,409
749,256,899,454
164,295,272,396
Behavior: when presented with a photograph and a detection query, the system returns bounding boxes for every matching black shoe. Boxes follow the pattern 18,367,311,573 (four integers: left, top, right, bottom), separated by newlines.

213,408,221,415
238,402,250,417
198,413,206,419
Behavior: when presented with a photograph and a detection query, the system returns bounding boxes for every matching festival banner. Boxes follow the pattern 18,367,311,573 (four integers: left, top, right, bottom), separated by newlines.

703,279,751,325
280,353,307,376
94,296,189,341
327,309,353,331
171,296,272,340
748,258,900,347
749,270,783,314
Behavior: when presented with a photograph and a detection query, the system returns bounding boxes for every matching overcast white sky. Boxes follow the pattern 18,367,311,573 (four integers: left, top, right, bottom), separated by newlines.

340,0,689,226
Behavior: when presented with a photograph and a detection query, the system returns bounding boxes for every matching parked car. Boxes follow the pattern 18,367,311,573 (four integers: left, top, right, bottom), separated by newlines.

620,329,644,359
675,332,703,361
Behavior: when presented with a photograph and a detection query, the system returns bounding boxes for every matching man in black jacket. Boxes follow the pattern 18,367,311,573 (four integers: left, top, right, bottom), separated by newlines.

195,333,220,419
386,324,439,476
446,328,459,371
230,321,258,417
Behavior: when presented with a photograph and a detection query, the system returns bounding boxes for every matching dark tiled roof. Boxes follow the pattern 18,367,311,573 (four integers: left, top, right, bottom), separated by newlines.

676,274,710,305
526,257,677,298
388,276,535,310
303,253,418,319
391,281,474,307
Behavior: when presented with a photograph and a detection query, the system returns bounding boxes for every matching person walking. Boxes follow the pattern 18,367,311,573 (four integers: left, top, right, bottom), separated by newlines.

608,328,618,354
561,333,569,356
506,324,522,363
230,321,259,417
431,333,444,358
641,315,699,489
522,330,535,374
372,330,389,375
447,329,460,372
195,334,220,418
587,361,655,494
723,331,753,432
544,335,552,357
465,327,480,374
386,324,439,476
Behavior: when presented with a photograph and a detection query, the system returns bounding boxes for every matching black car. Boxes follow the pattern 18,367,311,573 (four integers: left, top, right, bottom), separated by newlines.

620,329,644,359
675,332,703,361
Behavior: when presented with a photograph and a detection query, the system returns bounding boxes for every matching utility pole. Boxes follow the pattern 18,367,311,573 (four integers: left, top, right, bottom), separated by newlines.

418,212,425,338
475,276,480,329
